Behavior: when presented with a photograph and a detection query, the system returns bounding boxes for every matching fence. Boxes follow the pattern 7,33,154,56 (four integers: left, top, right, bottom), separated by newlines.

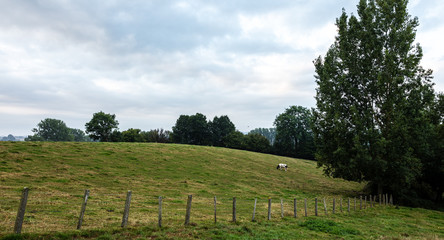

3,187,394,235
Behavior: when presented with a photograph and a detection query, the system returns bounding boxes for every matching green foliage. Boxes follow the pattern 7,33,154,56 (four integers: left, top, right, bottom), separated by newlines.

249,128,276,145
244,133,271,153
274,106,315,159
223,130,246,150
419,94,444,203
169,113,275,154
109,130,122,142
26,118,73,141
85,111,119,142
141,128,171,143
313,0,440,204
209,115,236,146
172,113,211,145
69,128,90,142
121,128,143,142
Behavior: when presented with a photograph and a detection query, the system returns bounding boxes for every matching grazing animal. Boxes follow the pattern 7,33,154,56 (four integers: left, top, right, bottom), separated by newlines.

276,163,288,171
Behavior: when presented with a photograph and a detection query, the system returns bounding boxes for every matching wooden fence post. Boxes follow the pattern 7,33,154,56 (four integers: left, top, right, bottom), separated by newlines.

14,187,29,234
232,197,237,223
77,189,90,230
323,198,328,215
294,198,297,218
370,195,372,207
252,198,257,222
364,196,367,209
214,196,217,224
268,198,272,220
304,199,307,217
333,198,336,214
280,199,284,218
158,196,163,228
121,190,132,228
185,195,192,225
315,198,318,216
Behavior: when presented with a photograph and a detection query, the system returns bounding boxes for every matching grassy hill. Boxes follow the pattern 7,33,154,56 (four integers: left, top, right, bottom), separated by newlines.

0,141,443,239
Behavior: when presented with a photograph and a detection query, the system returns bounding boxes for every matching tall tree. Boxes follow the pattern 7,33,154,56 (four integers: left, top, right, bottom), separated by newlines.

274,106,315,159
171,115,191,144
420,94,444,203
209,115,236,147
313,0,437,203
85,111,119,142
172,113,211,145
26,118,73,141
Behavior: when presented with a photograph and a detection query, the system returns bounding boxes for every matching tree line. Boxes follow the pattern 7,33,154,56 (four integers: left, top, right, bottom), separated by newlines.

25,107,316,160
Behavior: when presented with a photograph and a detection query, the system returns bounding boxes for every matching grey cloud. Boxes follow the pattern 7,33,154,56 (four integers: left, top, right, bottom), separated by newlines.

0,0,442,136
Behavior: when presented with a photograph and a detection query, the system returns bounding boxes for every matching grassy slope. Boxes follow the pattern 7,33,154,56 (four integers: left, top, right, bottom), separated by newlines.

0,141,443,239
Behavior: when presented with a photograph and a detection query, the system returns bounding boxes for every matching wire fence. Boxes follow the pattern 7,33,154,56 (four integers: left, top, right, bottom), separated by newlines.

0,187,393,235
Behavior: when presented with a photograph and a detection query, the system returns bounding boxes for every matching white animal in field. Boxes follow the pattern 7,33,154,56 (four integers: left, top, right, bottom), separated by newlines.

276,163,288,171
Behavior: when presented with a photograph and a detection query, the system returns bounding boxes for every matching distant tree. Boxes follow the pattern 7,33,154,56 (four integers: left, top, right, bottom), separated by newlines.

142,129,171,143
172,113,211,145
1,134,16,141
171,115,191,144
25,134,44,141
274,106,315,159
209,115,236,146
249,128,276,145
85,111,119,142
26,118,73,141
244,133,271,153
110,130,122,142
69,128,90,142
223,131,246,150
122,128,143,142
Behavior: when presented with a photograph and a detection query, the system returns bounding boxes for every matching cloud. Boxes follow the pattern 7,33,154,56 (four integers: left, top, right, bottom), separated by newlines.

0,0,443,136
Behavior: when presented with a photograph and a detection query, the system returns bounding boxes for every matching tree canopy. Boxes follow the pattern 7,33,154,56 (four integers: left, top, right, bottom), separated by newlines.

171,113,211,145
209,115,236,147
249,128,276,145
312,0,441,204
85,111,119,142
26,118,73,141
274,106,315,159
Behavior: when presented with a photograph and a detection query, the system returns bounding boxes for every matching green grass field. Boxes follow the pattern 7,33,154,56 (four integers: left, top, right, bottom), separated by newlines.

0,141,443,239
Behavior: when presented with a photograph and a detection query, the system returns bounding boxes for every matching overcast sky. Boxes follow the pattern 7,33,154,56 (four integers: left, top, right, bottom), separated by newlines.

1,0,443,136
